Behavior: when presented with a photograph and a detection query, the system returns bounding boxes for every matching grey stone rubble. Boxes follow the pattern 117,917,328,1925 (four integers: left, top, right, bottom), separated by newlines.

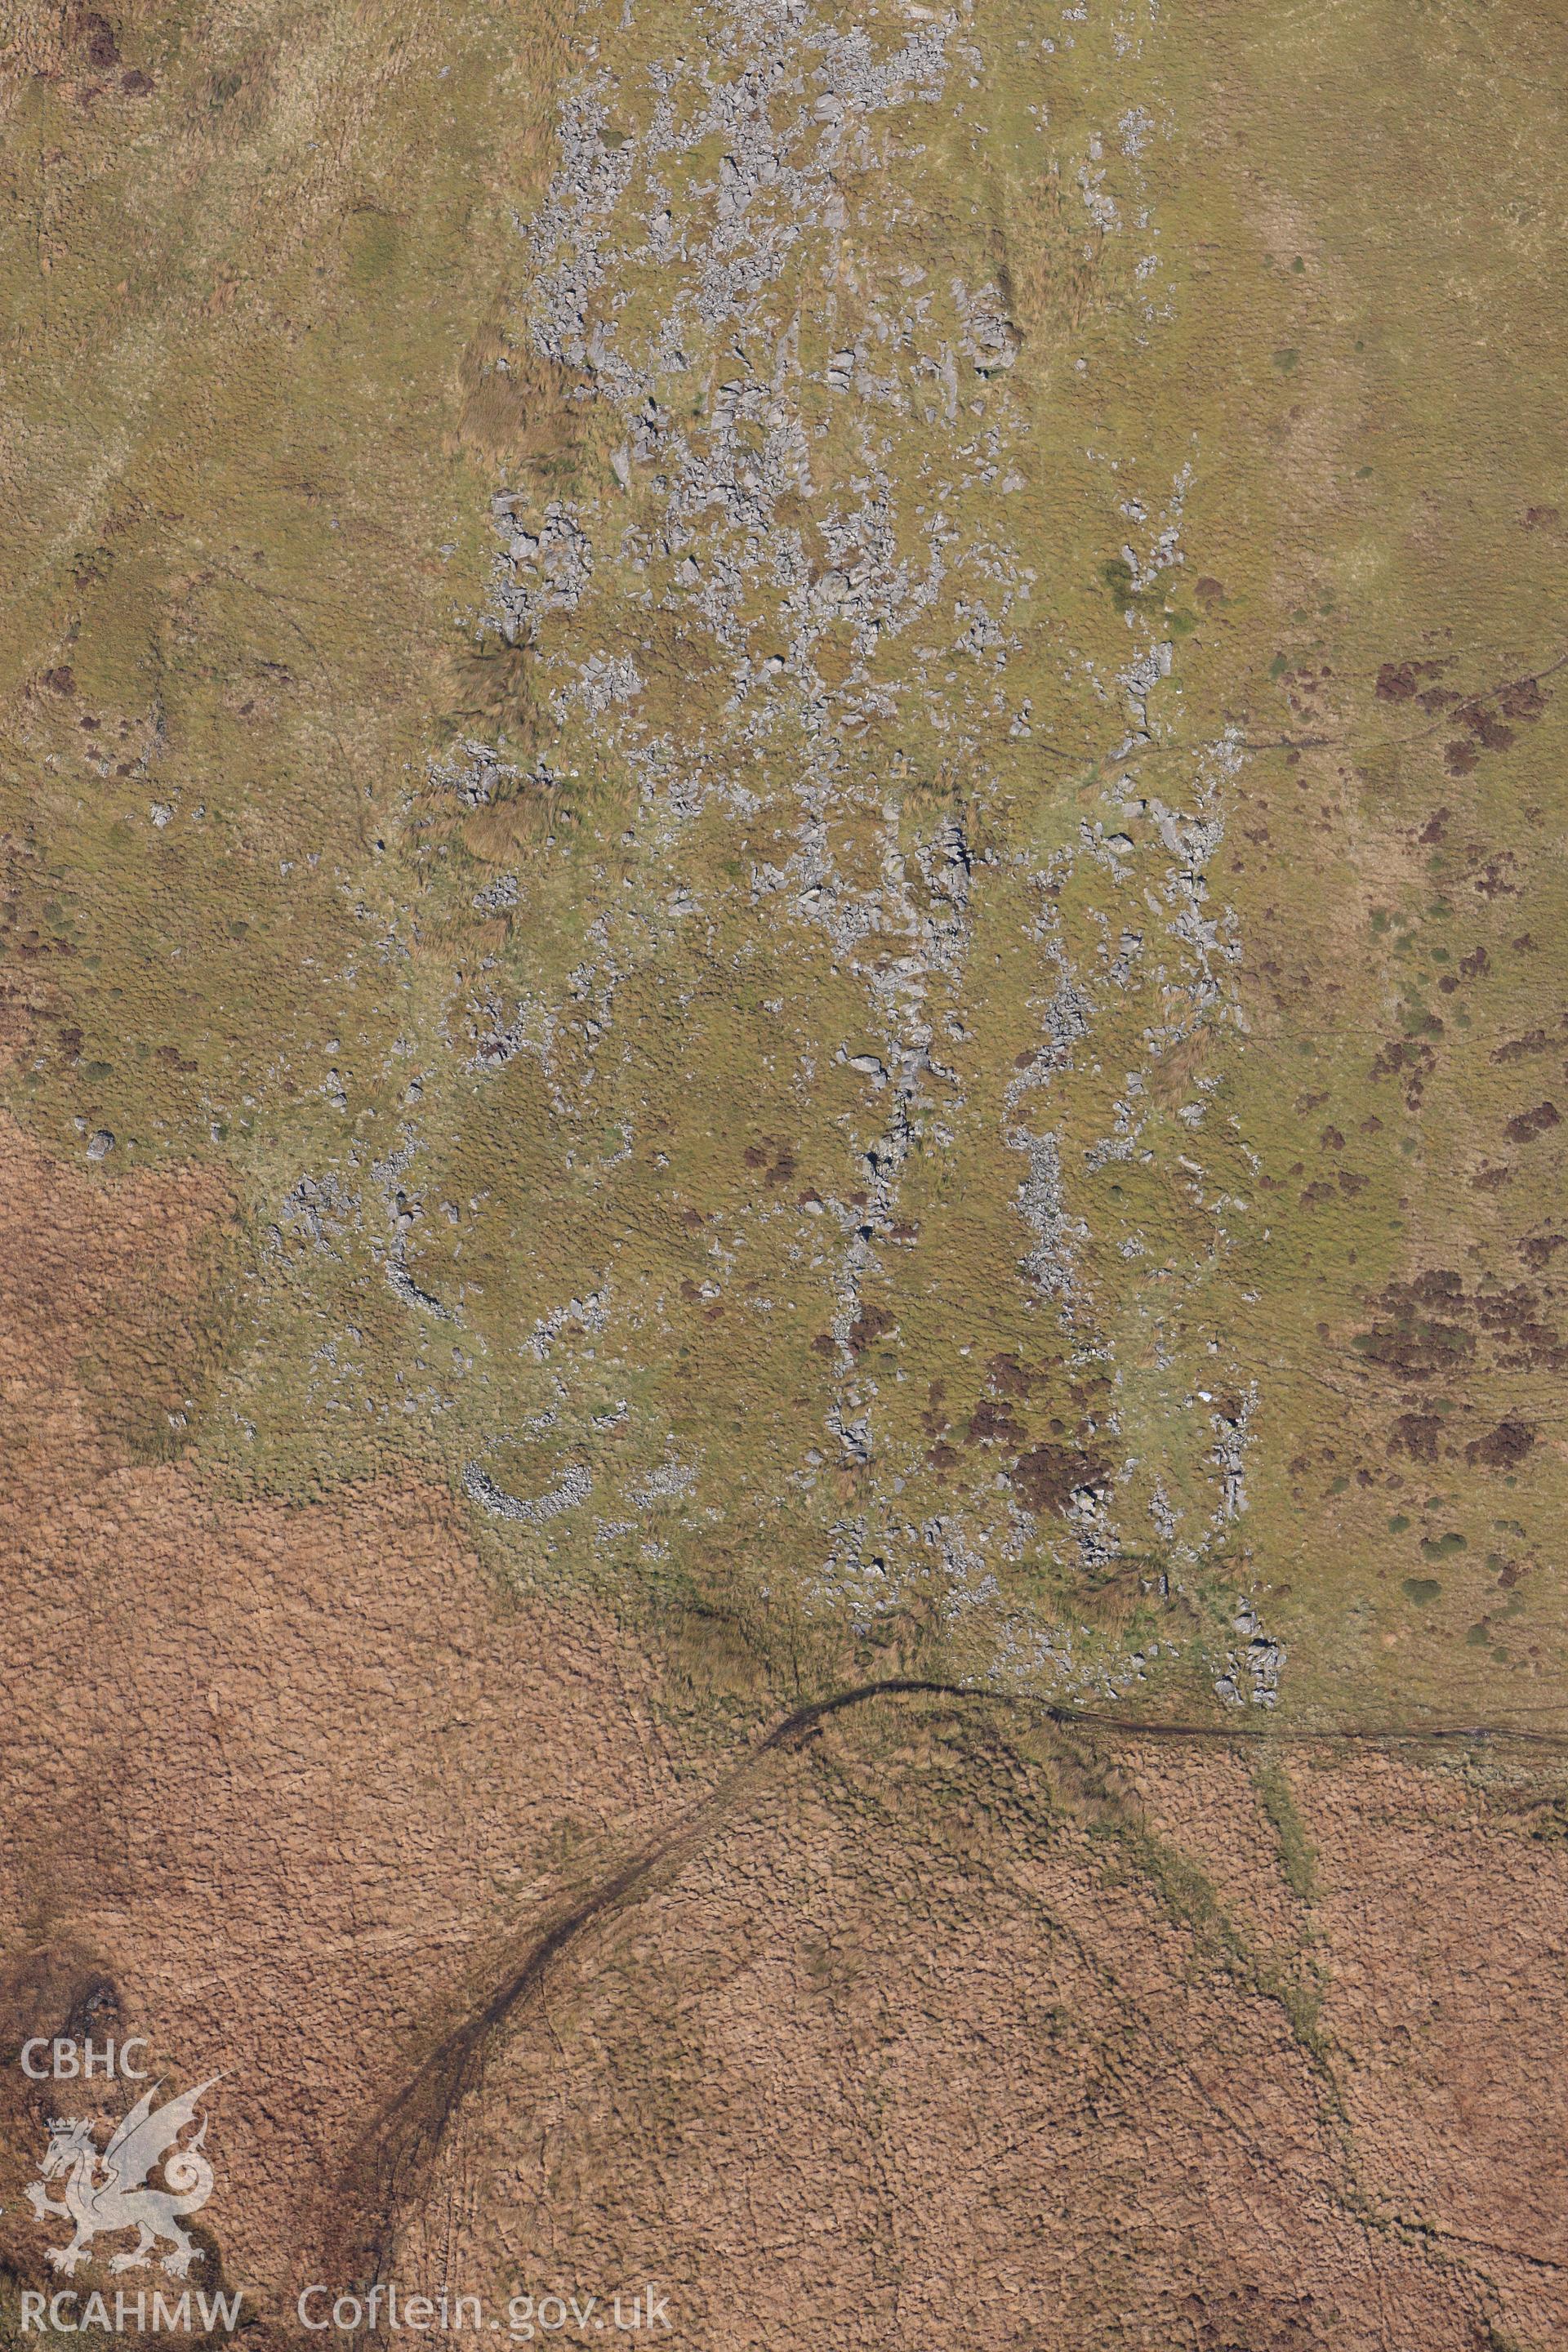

440,0,1267,1695
462,1459,594,1525
1214,1598,1286,1710
428,738,519,808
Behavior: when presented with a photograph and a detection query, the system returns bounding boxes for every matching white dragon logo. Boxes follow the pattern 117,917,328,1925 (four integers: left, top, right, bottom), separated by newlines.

26,2078,219,2278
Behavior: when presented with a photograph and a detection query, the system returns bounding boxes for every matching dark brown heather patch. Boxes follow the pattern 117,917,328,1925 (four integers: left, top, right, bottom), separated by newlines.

1465,1419,1536,1471
1012,1441,1107,1517
1505,1101,1561,1143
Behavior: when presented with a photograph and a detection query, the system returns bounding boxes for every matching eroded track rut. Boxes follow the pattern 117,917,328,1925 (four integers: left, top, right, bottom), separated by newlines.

318,1679,1568,2294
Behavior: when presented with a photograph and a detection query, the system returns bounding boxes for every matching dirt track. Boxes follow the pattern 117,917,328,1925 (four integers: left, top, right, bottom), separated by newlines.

321,1674,1568,2301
